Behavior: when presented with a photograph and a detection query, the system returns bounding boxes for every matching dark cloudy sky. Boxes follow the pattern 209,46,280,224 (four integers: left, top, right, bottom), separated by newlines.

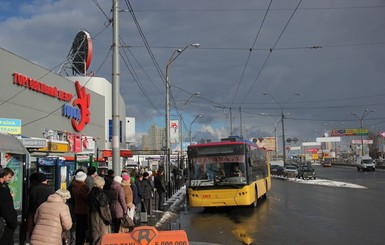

1,0,384,147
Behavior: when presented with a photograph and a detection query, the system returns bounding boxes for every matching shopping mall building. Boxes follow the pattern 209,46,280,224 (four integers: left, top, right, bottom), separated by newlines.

1,44,132,145
0,46,134,242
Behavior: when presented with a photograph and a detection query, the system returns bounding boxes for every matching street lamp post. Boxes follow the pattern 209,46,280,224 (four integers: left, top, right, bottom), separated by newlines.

263,93,299,164
347,109,375,156
189,114,203,145
165,43,199,195
179,92,200,169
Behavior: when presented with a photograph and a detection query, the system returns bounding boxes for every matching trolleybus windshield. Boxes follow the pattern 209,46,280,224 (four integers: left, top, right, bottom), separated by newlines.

189,144,248,187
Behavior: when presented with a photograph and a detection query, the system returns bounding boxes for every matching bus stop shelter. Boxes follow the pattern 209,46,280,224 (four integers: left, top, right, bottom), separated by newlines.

0,132,30,244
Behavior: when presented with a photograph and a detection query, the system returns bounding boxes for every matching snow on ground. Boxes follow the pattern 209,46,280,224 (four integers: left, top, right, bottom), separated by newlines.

272,176,367,189
270,160,366,189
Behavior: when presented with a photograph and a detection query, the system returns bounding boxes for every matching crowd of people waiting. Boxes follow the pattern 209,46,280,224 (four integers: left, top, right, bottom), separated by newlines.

0,165,170,245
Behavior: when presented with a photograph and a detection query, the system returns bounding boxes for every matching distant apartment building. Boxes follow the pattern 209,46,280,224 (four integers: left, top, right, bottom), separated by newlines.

142,125,165,153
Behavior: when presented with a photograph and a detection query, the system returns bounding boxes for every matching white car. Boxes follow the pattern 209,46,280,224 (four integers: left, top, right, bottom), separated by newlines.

283,165,298,178
356,156,376,171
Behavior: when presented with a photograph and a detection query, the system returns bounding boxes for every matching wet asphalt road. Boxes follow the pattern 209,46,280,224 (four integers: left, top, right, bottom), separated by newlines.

179,165,385,245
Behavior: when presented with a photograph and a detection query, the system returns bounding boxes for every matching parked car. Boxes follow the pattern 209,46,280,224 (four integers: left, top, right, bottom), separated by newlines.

297,165,316,179
283,165,298,178
270,165,285,176
322,159,332,167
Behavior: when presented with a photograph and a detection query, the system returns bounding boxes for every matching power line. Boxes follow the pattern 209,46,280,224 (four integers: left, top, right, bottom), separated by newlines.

119,38,161,115
240,102,385,111
230,0,273,106
238,0,304,108
127,41,385,52
125,0,166,82
132,5,385,13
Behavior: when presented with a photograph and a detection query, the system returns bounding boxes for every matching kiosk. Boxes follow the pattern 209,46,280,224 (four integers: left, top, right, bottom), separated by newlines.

36,156,72,191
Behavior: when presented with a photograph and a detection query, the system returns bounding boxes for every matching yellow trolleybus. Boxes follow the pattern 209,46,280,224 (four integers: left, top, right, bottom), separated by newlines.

187,136,271,208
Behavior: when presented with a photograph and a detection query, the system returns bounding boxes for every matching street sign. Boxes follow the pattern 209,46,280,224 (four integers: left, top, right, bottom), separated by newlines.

18,137,47,148
0,118,21,135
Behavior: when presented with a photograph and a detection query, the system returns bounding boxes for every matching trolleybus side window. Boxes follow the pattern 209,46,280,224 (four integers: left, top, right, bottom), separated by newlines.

251,148,268,179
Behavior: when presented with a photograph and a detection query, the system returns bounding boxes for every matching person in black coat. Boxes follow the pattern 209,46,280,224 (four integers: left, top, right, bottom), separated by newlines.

103,169,115,193
28,173,53,216
154,169,167,211
141,172,154,216
0,170,18,245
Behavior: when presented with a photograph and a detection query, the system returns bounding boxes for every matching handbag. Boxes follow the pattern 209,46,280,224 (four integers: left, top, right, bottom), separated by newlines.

121,213,135,228
0,216,6,239
62,229,69,245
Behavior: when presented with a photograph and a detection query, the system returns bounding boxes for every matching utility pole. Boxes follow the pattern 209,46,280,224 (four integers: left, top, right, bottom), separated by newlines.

347,109,375,156
281,111,286,162
239,107,243,139
230,107,233,136
263,92,300,164
112,0,121,174
179,111,183,168
165,43,199,196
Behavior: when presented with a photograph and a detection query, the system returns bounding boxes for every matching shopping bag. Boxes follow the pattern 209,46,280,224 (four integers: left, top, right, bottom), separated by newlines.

140,202,148,223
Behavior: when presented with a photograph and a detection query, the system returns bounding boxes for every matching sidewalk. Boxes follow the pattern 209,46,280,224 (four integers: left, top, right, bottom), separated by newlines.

18,186,187,244
145,186,186,230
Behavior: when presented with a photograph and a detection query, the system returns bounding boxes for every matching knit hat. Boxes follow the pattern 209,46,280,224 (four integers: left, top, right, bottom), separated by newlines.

55,189,71,200
114,175,122,184
75,171,87,182
36,173,47,182
122,174,130,181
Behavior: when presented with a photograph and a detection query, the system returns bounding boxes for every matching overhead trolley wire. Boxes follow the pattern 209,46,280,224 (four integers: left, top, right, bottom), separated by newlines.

230,0,273,107
238,0,304,108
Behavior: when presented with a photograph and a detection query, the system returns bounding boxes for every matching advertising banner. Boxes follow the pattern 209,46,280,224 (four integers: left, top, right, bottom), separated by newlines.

170,119,180,152
1,153,23,210
252,137,276,151
0,118,21,135
316,137,341,143
352,139,373,145
67,133,81,153
82,135,95,152
331,128,368,136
